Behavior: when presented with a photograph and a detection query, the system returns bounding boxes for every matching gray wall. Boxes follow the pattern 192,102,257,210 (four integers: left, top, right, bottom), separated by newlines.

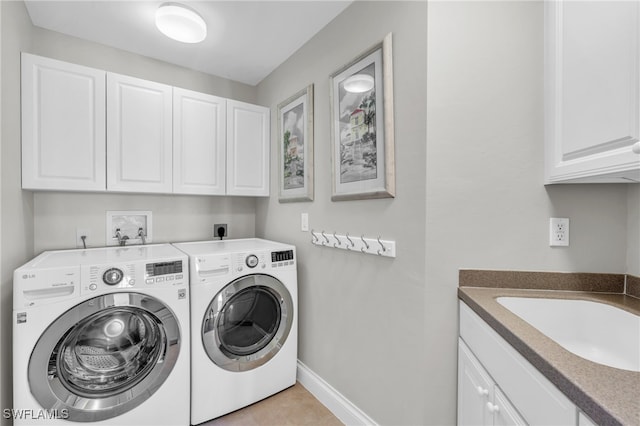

256,2,429,424
1,3,34,423
257,1,637,425
426,2,632,424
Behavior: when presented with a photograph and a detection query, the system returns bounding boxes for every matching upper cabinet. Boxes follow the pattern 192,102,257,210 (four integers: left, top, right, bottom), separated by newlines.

21,53,106,191
226,100,270,196
173,88,227,195
545,1,640,183
107,73,173,193
21,54,270,196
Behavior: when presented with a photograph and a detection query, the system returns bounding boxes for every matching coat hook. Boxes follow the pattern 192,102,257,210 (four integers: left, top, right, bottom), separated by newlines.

311,230,318,244
321,231,330,245
345,233,354,247
361,235,369,249
377,236,386,252
333,232,342,246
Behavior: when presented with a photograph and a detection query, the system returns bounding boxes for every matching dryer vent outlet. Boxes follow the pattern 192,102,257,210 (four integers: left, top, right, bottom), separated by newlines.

214,224,227,240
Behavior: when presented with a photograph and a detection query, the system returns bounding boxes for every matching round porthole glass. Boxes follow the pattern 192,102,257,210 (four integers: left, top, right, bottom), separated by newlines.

202,275,293,372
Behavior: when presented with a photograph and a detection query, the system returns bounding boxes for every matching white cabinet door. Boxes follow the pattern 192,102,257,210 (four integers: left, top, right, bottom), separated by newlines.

226,100,270,196
458,339,528,426
492,387,527,426
173,88,226,195
458,340,494,426
578,411,598,426
21,53,106,191
107,73,173,193
545,1,640,183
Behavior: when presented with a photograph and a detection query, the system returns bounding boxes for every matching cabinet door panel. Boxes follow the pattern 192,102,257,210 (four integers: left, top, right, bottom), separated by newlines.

107,73,172,193
226,100,270,196
21,53,106,191
545,1,640,182
493,387,527,426
173,88,226,195
458,340,493,426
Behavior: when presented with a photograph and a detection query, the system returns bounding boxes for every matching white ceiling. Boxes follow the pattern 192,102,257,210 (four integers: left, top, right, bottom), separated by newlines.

24,1,352,85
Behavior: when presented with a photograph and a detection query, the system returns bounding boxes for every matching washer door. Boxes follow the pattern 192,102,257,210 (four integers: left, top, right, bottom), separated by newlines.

202,274,293,372
28,292,180,422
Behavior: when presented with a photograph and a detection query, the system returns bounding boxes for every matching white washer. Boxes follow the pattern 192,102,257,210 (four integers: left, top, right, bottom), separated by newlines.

173,238,298,425
13,244,190,426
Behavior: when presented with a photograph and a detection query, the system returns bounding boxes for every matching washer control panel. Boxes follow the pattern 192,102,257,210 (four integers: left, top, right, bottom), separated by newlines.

144,260,184,284
83,259,186,294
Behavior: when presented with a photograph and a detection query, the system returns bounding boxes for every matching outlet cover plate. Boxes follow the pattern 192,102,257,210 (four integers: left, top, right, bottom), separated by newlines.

549,217,569,247
214,224,227,239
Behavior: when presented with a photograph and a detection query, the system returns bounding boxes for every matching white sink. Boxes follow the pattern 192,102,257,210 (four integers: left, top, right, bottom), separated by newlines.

496,297,640,372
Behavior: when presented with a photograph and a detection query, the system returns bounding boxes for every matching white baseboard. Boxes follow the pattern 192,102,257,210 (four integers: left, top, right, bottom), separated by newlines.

296,360,377,426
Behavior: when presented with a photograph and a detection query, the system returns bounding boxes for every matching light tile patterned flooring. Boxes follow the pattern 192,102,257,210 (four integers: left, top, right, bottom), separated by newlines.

202,382,343,426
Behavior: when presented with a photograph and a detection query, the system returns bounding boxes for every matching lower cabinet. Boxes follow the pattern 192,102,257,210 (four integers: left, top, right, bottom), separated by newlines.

458,301,577,425
458,339,526,426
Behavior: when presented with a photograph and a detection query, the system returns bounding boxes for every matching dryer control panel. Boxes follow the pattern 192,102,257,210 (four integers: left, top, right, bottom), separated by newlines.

232,249,295,274
270,250,295,269
192,248,296,282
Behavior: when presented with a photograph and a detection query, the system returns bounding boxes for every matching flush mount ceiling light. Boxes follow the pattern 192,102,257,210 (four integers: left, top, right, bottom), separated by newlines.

155,3,207,43
343,74,374,93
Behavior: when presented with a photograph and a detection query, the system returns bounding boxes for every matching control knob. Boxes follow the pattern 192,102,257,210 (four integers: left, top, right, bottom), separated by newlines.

245,254,259,268
103,268,124,286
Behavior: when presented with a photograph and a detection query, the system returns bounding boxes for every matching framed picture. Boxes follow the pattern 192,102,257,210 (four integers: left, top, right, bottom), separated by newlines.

329,32,395,201
277,84,314,202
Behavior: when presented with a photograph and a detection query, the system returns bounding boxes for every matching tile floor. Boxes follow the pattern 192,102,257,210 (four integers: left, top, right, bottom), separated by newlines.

202,382,343,426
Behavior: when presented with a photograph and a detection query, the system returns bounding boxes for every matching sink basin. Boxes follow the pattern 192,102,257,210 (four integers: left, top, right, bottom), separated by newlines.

496,297,640,372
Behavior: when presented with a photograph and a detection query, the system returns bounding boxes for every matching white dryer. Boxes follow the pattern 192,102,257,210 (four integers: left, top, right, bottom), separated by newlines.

12,244,190,425
173,238,298,425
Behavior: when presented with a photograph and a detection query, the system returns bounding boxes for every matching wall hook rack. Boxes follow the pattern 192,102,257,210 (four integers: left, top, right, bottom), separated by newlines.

310,230,396,258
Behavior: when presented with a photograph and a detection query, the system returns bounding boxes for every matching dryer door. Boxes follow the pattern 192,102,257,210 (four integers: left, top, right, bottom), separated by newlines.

28,292,180,422
202,274,294,372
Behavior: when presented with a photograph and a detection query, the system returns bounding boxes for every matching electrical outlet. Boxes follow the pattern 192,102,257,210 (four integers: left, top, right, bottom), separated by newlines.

76,228,90,249
301,213,309,232
549,218,569,246
214,224,227,239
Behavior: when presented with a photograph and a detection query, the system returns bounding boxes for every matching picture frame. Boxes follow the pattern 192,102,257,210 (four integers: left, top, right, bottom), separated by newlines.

277,84,314,202
329,32,395,201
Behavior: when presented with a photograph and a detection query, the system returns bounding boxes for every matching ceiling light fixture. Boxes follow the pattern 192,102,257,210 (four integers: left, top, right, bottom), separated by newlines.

343,74,374,93
155,3,207,44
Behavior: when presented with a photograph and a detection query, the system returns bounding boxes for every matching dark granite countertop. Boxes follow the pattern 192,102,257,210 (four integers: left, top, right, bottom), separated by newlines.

458,271,640,426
